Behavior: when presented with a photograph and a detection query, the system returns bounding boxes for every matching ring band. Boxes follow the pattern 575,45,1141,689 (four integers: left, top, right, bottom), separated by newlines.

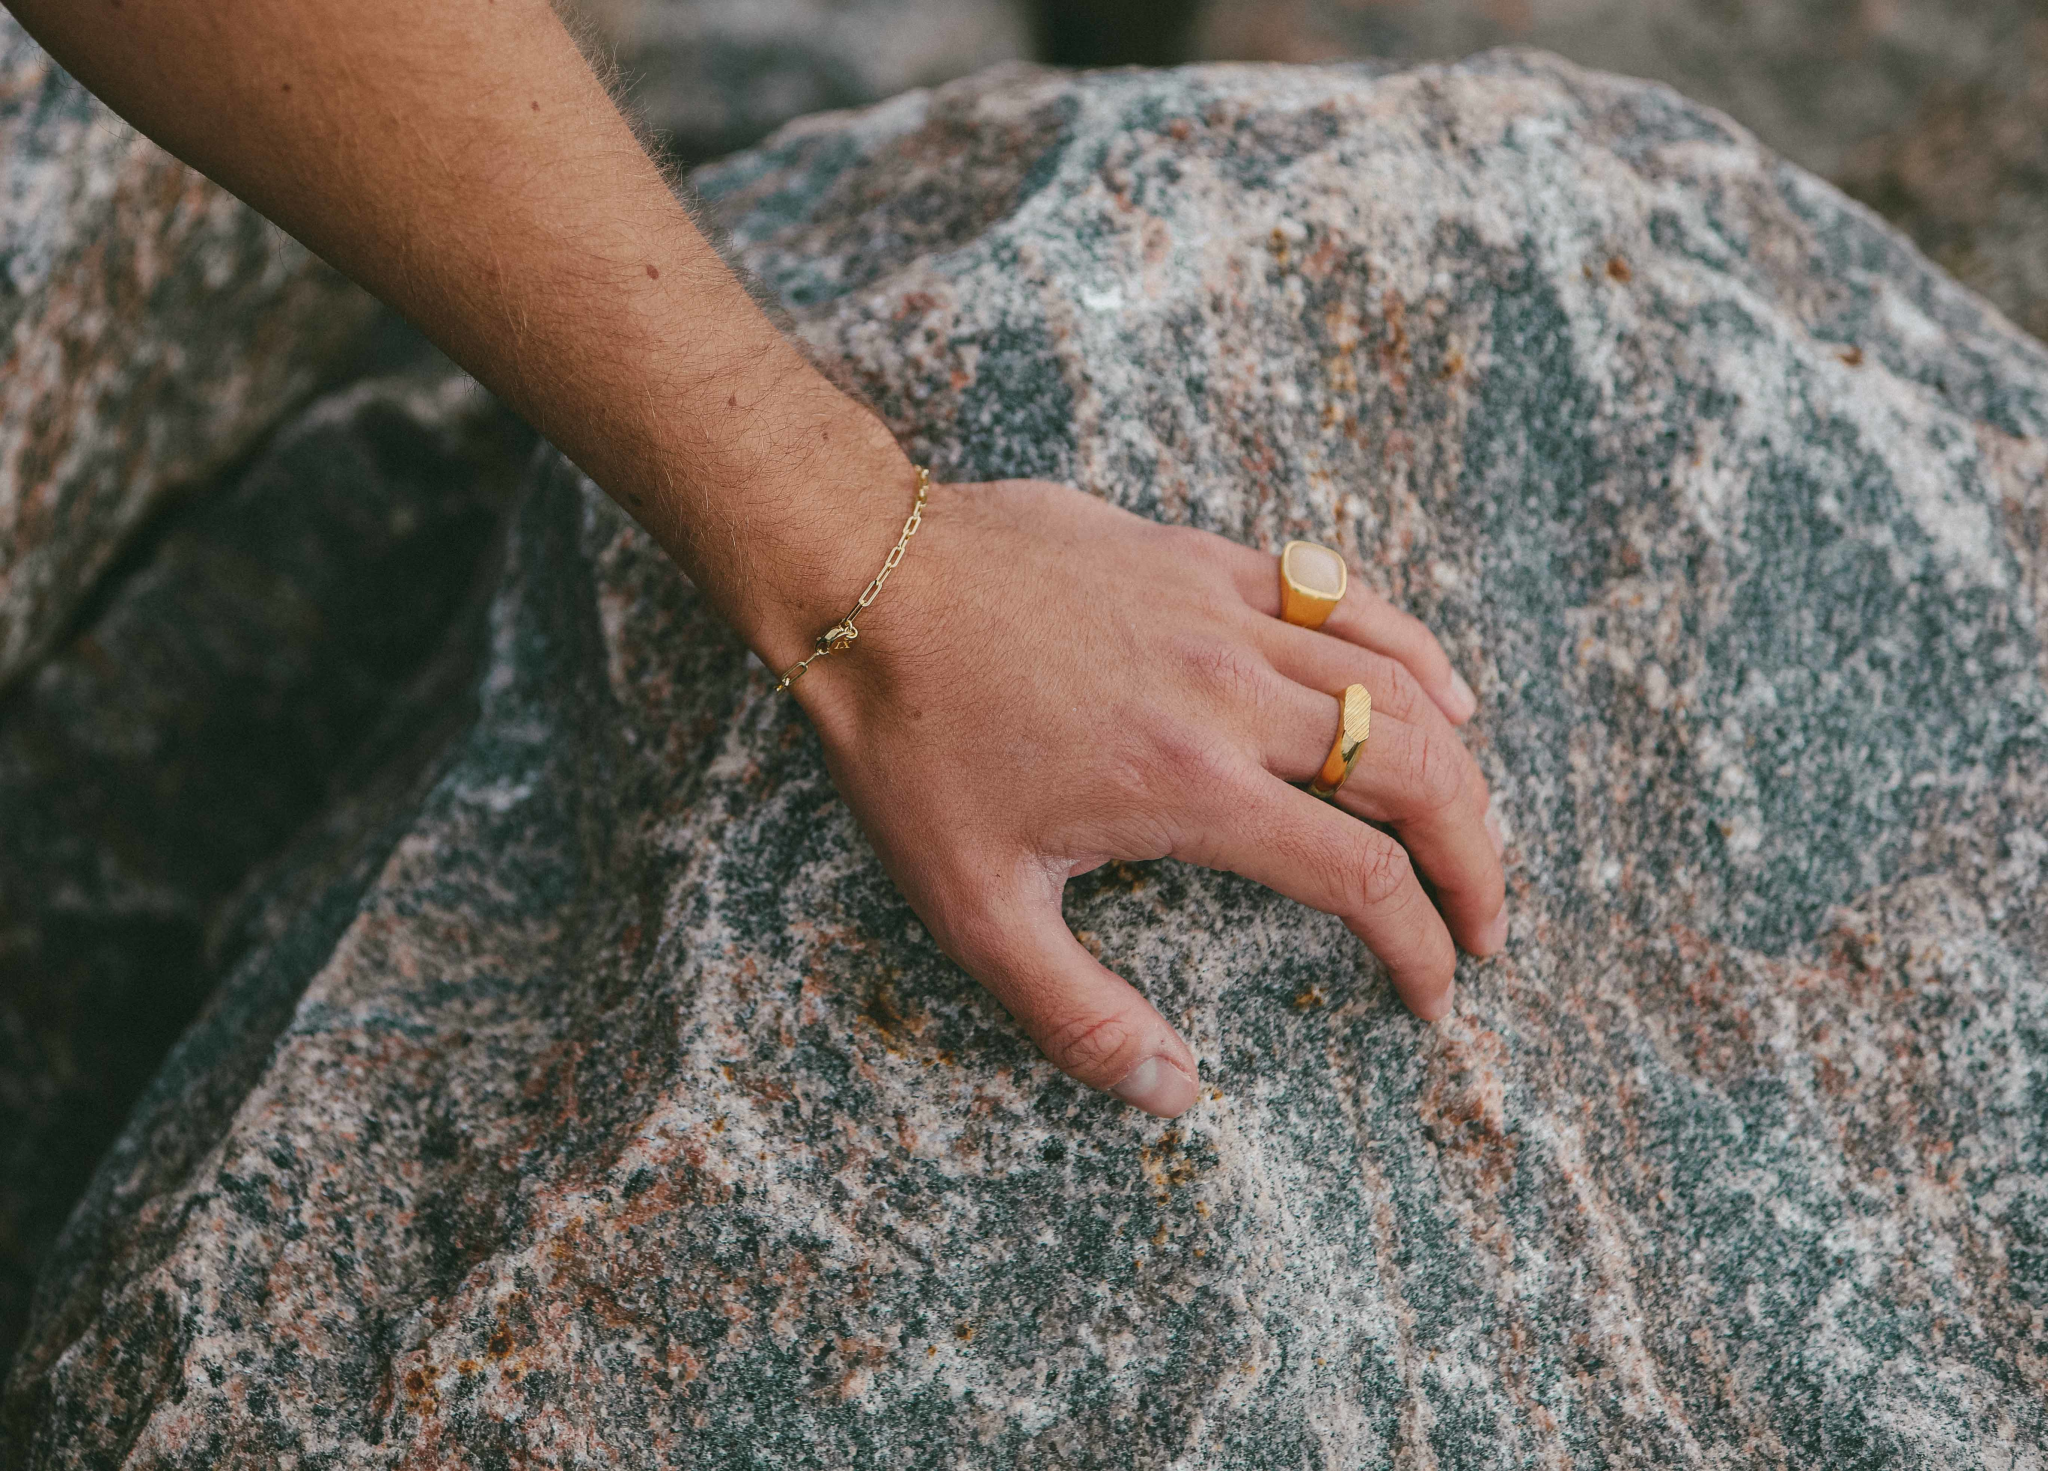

1310,684,1372,799
1279,540,1348,629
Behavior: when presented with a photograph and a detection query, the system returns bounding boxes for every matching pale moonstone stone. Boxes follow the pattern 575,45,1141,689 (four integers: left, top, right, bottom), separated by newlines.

1283,539,1347,597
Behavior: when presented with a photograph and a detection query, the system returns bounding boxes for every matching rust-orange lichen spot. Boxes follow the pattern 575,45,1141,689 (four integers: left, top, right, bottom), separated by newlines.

1268,227,1294,271
1420,1022,1518,1197
402,1362,441,1413
1139,1127,1204,1201
1378,289,1412,394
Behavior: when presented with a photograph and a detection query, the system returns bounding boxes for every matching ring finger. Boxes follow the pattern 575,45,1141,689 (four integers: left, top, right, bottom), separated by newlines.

1255,652,1506,956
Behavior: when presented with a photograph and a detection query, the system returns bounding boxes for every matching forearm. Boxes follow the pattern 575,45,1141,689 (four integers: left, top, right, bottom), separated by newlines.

6,0,907,665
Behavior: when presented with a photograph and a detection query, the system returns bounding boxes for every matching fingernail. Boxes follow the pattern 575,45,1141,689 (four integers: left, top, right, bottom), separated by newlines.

1111,1056,1200,1118
1449,671,1478,722
1478,907,1508,954
1484,805,1504,857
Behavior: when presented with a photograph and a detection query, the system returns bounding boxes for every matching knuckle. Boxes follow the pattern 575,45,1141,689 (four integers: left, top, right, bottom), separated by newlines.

1134,705,1240,791
1407,731,1470,815
1351,836,1417,910
1040,1011,1143,1083
1165,647,1291,760
1373,663,1428,723
1156,524,1234,584
1186,581,1246,632
1178,638,1273,708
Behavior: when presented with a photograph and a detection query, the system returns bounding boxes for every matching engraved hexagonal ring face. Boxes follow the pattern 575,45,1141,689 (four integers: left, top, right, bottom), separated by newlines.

1280,540,1348,628
1312,683,1373,796
1338,682,1371,748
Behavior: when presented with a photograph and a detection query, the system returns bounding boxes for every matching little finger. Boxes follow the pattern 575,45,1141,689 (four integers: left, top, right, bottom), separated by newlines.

1175,767,1458,1021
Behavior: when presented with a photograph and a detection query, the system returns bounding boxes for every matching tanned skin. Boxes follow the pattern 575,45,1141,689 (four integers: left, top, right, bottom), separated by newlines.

8,0,1506,1117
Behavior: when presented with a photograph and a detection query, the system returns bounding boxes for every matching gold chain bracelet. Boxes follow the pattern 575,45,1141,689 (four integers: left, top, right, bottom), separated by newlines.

774,464,931,692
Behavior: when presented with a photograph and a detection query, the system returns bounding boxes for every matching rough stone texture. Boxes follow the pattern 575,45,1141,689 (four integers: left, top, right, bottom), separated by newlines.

1196,0,2048,343
12,53,2048,1465
0,17,379,695
575,0,1033,162
0,361,530,1384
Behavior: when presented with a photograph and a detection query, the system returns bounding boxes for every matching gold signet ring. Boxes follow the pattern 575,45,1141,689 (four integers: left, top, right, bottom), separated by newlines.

1310,684,1372,799
1279,540,1347,629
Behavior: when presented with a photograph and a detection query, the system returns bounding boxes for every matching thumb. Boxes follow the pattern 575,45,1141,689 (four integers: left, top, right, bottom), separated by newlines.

941,879,1201,1118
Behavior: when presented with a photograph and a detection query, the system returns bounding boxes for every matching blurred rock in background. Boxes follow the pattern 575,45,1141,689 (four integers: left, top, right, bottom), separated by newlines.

574,0,1035,161
1194,0,2048,340
0,357,532,1378
1032,0,1202,66
0,16,379,697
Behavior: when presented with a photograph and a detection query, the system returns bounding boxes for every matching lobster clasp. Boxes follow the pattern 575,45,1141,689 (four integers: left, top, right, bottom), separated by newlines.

818,621,859,654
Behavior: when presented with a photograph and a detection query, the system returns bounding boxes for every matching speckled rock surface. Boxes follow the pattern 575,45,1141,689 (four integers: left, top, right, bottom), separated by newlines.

1197,0,2048,342
11,53,2048,1466
576,0,1031,161
0,18,378,694
0,362,528,1385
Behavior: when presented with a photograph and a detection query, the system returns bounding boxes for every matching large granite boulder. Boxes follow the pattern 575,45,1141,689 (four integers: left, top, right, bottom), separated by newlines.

0,362,529,1382
1196,0,2048,342
11,52,2048,1466
0,18,378,695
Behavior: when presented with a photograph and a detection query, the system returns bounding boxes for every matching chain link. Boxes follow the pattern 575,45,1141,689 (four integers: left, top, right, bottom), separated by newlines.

775,465,930,692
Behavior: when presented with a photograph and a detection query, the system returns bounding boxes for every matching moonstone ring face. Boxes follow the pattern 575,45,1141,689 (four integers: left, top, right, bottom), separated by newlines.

1279,540,1348,629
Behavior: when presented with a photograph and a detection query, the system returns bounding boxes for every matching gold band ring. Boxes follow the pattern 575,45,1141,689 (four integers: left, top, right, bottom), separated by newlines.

1279,540,1348,629
1310,684,1372,799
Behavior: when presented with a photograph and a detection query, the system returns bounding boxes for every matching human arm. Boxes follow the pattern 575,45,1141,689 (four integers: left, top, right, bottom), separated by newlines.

6,0,1506,1118
8,0,907,659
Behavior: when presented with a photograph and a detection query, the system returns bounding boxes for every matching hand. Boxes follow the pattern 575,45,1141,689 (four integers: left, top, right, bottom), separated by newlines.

797,479,1507,1118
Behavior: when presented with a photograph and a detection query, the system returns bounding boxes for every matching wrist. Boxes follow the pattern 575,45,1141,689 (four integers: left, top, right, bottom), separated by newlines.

717,415,919,676
617,351,917,674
